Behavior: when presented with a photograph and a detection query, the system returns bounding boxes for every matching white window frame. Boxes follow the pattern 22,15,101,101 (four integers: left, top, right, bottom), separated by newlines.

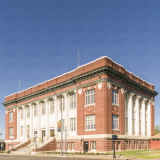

59,97,65,111
50,100,54,113
70,118,76,131
9,127,13,137
71,142,74,150
21,108,23,119
112,115,119,130
67,142,70,150
91,141,96,150
85,115,95,130
85,89,95,106
112,89,118,105
42,102,46,115
21,126,23,136
27,125,30,137
27,107,30,118
9,112,13,122
50,128,55,137
70,94,76,109
33,104,38,117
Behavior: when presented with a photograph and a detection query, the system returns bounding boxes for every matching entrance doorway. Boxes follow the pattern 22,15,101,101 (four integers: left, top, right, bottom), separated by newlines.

42,130,46,142
84,142,89,152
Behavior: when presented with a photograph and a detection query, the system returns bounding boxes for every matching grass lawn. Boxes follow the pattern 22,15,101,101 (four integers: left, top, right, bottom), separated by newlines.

108,149,160,159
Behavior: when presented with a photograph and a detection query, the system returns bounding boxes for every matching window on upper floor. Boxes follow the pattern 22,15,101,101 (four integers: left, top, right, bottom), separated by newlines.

42,102,46,115
21,108,23,119
112,115,119,130
86,89,95,105
112,89,118,105
50,100,54,113
70,118,76,131
70,94,76,109
85,115,95,130
9,112,13,122
34,104,38,117
59,97,65,111
27,107,30,118
125,94,128,109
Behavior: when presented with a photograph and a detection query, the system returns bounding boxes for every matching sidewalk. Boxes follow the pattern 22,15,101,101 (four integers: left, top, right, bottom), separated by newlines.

0,153,130,160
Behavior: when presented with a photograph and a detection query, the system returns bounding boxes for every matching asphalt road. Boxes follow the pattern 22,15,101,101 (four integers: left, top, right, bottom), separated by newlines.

0,155,101,160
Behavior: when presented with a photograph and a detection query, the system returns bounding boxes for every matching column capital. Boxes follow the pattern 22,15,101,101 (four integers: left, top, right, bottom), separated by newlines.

142,98,147,103
129,92,134,97
136,95,141,100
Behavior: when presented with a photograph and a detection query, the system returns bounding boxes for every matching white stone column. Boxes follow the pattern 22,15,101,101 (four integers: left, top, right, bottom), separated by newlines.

63,93,67,136
38,102,41,142
17,108,20,139
46,99,49,140
30,104,33,139
141,98,146,136
135,96,140,136
23,106,26,139
55,97,58,136
147,101,151,136
128,93,134,135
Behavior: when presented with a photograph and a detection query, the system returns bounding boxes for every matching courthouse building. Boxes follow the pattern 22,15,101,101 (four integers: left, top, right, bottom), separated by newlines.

3,56,158,153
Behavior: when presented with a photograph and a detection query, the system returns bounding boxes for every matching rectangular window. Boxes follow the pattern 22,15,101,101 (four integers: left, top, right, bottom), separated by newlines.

9,112,13,122
21,126,23,136
70,118,76,131
34,105,38,117
42,102,46,115
112,89,118,105
86,89,95,105
50,129,55,137
70,94,76,109
85,115,95,130
132,119,135,134
27,107,30,118
91,141,96,150
59,97,65,111
9,127,13,137
27,125,30,137
112,115,119,130
117,141,120,150
21,108,23,119
71,142,74,150
57,142,59,150
67,142,70,150
50,100,54,113
125,94,128,109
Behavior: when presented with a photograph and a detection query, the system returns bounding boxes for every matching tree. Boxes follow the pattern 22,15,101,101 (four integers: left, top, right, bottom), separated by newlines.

154,125,160,135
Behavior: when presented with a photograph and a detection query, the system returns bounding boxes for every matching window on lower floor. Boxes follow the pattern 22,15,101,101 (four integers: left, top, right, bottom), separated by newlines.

67,142,70,150
117,141,120,150
132,119,135,134
139,121,141,135
70,118,76,131
91,141,96,150
9,112,13,122
9,127,13,137
50,129,55,137
57,143,59,150
71,142,74,150
27,125,30,137
21,126,23,136
85,115,95,130
112,115,119,130
125,118,128,133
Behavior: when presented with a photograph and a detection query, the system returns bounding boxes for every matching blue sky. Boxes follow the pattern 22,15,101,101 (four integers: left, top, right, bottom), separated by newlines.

0,0,160,139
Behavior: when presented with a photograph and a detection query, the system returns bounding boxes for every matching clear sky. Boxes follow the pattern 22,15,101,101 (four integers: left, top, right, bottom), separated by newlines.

0,0,160,139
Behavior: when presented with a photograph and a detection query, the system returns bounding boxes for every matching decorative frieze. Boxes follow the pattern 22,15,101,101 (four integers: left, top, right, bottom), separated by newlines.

107,82,111,89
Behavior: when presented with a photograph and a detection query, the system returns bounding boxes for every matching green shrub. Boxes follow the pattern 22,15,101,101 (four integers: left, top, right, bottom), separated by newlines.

96,152,99,155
